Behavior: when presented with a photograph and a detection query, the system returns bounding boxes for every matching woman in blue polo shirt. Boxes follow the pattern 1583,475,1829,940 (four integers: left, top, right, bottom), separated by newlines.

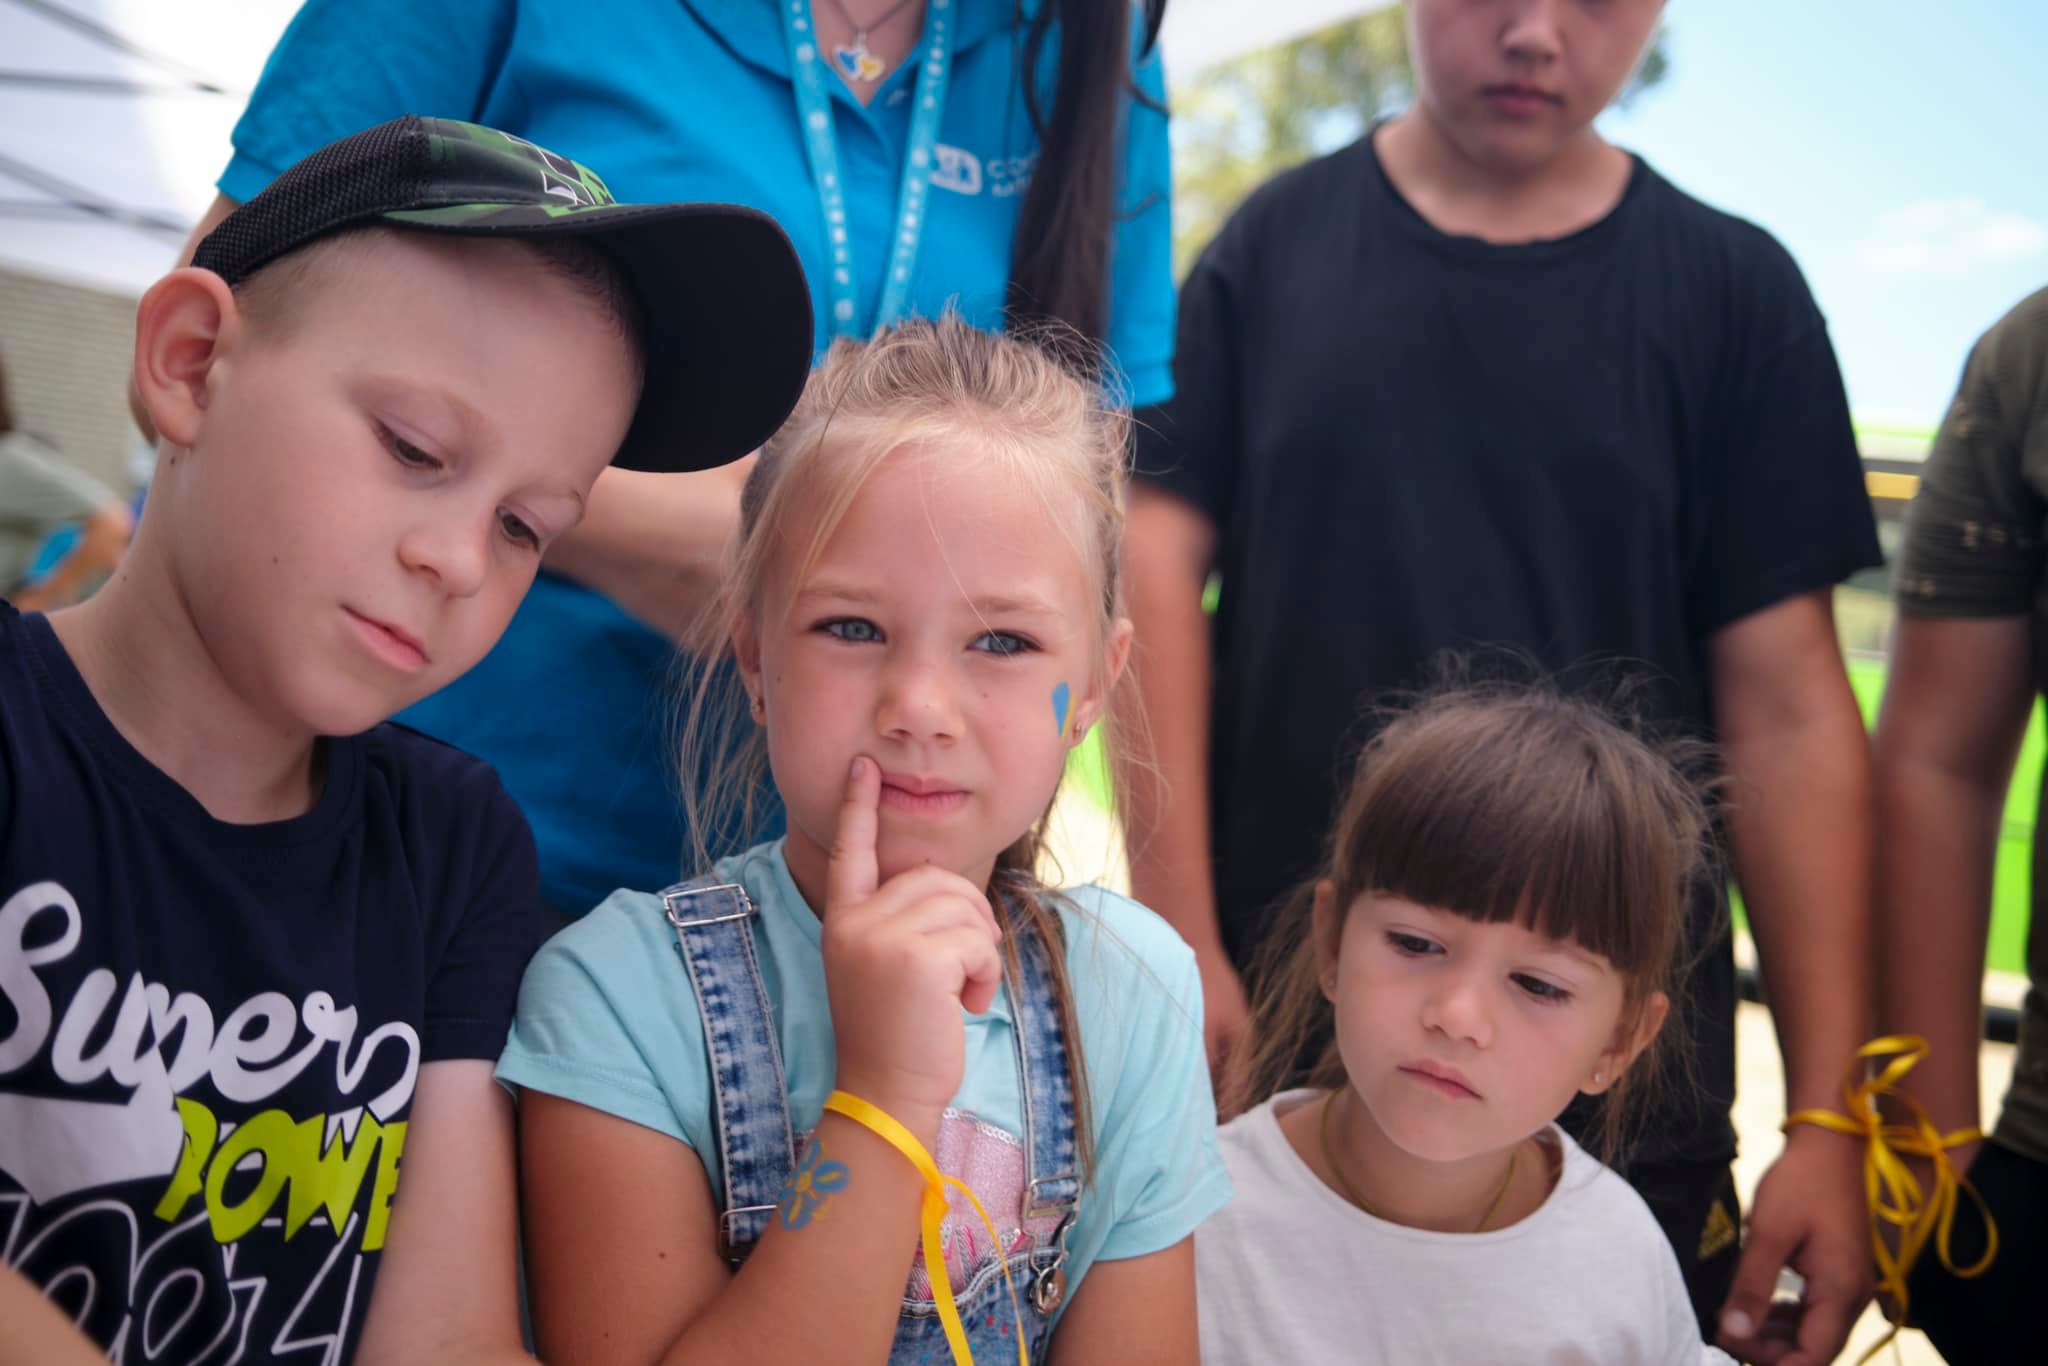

191,0,1174,913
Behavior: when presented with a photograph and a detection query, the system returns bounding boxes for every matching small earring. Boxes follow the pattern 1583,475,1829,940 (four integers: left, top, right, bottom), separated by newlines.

749,695,765,720
1593,1071,1605,1085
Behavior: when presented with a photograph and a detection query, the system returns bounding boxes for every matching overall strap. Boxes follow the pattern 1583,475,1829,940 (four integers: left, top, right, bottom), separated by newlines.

1006,895,1082,1313
662,875,794,1263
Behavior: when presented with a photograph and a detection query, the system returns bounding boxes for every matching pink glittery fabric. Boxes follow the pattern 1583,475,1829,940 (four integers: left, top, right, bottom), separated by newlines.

804,1108,1060,1301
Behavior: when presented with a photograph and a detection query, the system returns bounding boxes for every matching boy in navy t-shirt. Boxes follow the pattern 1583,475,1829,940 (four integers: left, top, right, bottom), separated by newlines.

0,117,810,1362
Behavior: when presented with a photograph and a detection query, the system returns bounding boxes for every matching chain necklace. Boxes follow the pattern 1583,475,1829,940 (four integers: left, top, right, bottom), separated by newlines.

1318,1091,1519,1234
821,0,920,84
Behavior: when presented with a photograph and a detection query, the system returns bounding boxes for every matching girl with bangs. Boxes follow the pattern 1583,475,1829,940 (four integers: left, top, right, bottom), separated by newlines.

497,316,1229,1366
1199,686,1735,1365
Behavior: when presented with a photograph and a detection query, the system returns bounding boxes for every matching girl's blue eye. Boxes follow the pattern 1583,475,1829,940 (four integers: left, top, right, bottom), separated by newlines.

971,631,1034,656
1513,974,1572,1004
498,510,540,551
1386,931,1440,957
822,618,883,644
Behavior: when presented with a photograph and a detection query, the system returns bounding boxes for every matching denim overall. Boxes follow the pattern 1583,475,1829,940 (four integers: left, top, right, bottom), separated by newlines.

661,876,1081,1365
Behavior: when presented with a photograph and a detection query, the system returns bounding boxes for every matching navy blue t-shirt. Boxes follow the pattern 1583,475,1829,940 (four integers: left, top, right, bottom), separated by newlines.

0,604,545,1360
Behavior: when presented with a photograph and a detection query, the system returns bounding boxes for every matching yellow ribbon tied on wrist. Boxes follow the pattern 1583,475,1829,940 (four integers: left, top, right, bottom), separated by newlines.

1781,1034,1997,1364
823,1090,1030,1366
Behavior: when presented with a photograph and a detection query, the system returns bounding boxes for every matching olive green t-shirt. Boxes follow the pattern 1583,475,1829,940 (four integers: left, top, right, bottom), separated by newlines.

1895,284,2048,1163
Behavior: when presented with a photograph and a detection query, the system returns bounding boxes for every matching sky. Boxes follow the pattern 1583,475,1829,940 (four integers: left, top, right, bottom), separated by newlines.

1596,0,2048,434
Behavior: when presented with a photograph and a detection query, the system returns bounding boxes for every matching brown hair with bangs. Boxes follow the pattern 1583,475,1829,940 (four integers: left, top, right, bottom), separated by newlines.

1227,682,1717,1162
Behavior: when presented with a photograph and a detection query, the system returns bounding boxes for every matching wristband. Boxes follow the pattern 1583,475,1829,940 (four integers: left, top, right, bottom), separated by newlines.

823,1089,1029,1366
1782,1034,1997,1363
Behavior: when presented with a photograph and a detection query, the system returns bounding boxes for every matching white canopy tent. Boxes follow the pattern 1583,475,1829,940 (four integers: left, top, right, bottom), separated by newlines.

0,0,1393,297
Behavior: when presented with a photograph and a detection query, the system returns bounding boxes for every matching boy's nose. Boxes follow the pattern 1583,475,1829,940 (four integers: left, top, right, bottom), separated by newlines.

397,514,491,598
1499,0,1565,63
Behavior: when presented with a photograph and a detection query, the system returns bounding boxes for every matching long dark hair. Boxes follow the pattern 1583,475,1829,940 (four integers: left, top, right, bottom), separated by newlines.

1007,0,1168,352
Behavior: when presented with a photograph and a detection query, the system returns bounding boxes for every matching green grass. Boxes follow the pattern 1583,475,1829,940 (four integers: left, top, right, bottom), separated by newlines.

1065,654,2035,976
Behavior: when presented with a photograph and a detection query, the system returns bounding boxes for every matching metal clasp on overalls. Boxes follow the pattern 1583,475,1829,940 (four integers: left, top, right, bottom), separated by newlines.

1030,1210,1076,1314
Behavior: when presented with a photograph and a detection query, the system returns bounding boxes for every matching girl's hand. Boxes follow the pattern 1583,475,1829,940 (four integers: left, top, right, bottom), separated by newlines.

823,757,1005,1131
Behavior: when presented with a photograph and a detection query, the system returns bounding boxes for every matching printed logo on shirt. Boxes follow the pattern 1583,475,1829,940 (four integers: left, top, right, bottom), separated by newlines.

0,880,420,1363
929,145,1038,199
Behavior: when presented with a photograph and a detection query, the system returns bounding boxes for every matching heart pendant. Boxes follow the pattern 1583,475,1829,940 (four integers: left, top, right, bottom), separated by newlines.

832,43,865,79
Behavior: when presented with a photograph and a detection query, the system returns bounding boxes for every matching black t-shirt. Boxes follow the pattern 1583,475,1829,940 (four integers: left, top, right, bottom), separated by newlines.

0,604,545,1360
1137,133,1881,1163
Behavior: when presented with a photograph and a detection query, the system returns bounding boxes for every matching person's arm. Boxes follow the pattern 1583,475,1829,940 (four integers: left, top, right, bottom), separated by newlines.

1873,615,2032,1159
1046,1240,1199,1366
1709,589,1876,1366
1119,223,1248,1080
0,1265,107,1365
1118,485,1245,1076
539,457,755,639
344,1060,535,1364
1103,12,1174,411
519,1091,933,1364
13,500,134,611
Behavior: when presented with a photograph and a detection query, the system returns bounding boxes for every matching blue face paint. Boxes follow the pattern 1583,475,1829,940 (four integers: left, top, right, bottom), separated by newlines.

1052,682,1072,738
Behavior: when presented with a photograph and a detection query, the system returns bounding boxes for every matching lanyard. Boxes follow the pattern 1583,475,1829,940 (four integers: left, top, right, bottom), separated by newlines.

781,0,955,337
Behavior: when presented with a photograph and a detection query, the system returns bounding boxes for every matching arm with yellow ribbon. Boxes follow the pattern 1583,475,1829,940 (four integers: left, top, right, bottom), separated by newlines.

1781,1035,1997,1364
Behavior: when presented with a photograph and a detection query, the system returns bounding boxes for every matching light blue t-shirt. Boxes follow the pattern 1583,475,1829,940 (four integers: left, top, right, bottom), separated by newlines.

218,0,1177,915
497,840,1231,1317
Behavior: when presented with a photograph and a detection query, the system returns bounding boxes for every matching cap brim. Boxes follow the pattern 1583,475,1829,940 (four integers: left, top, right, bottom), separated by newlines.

385,201,813,473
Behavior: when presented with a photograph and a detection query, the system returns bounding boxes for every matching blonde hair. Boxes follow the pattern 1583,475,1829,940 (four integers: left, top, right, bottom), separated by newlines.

680,314,1134,1176
1228,683,1718,1163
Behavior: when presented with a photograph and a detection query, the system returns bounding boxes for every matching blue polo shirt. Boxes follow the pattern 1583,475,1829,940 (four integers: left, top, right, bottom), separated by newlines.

220,0,1174,914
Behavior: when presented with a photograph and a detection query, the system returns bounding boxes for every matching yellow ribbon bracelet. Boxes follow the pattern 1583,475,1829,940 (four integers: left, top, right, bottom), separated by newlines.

822,1090,1030,1366
1782,1034,1997,1364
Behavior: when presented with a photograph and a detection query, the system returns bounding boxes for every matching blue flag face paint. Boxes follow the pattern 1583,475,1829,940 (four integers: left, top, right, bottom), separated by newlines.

1052,682,1072,739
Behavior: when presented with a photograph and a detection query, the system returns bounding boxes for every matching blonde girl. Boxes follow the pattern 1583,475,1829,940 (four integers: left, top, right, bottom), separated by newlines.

1199,686,1735,1364
497,316,1229,1365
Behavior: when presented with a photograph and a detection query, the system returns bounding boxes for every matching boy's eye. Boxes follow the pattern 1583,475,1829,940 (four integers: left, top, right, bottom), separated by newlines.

821,618,883,644
1386,931,1441,957
1513,974,1572,1005
380,425,442,471
970,631,1035,657
498,510,540,551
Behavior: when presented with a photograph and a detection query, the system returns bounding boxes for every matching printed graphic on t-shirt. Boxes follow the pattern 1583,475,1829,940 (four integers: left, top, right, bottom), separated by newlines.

929,144,1037,199
0,881,419,1364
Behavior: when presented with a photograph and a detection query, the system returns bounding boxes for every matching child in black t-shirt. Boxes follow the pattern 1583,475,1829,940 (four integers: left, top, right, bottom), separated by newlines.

0,117,810,1363
1122,3,1882,1363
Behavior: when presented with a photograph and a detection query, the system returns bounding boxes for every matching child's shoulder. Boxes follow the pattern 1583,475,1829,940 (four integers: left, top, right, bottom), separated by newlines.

359,719,528,833
1543,1126,1680,1246
1196,136,1374,274
1628,158,1812,288
1047,882,1199,985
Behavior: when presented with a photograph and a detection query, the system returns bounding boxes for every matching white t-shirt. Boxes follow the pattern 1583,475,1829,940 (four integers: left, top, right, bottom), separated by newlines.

1197,1091,1735,1365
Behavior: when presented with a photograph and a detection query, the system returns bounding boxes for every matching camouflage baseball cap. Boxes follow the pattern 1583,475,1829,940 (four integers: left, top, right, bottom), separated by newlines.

192,115,812,474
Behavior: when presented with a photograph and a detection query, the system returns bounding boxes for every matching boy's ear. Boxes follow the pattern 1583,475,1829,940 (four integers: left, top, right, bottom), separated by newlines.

1310,880,1343,1002
1067,616,1134,747
132,267,242,450
1583,990,1669,1095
